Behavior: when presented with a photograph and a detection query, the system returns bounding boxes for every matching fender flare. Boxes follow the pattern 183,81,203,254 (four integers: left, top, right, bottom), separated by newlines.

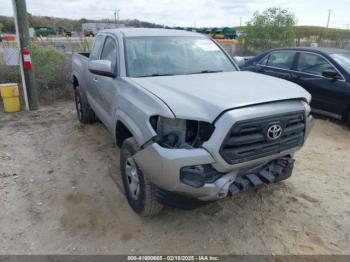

114,109,150,147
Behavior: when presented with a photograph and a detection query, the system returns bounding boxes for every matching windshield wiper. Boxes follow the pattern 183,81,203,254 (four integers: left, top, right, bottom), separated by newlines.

138,73,176,77
136,70,223,77
190,70,223,74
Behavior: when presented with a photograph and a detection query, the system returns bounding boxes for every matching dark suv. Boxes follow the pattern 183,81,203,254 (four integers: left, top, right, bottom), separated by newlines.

241,47,350,125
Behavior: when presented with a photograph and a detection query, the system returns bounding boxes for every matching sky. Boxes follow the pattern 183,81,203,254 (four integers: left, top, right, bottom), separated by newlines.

1,0,349,29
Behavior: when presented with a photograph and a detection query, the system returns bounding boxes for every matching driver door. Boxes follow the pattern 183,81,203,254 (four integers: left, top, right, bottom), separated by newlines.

95,36,119,127
86,35,105,110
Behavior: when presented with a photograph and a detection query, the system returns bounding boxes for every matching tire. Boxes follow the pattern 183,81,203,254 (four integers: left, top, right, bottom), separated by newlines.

74,87,96,124
120,137,163,216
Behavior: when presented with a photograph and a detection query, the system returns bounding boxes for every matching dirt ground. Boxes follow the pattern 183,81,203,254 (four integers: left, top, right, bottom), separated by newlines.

0,101,350,255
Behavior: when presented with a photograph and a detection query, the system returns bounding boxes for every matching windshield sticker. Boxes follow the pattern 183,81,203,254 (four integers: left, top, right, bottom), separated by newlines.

195,40,218,51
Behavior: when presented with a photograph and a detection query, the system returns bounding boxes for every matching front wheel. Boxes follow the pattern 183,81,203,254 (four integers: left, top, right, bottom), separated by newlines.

120,137,163,217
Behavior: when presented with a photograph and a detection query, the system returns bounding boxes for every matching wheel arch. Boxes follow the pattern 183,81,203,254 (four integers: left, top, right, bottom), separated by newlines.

73,75,79,89
114,109,151,148
115,120,133,147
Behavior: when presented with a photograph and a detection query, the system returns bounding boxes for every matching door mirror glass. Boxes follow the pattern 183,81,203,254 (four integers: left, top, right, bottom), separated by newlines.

322,70,341,80
88,60,116,78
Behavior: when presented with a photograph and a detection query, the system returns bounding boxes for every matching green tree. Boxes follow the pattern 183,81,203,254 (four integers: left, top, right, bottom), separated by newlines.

79,18,89,24
245,7,296,51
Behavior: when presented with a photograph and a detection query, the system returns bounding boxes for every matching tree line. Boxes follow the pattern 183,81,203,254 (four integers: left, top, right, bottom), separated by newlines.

0,14,163,34
239,7,350,51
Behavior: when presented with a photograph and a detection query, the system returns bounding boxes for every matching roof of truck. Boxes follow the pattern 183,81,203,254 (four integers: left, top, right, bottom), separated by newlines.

101,28,205,37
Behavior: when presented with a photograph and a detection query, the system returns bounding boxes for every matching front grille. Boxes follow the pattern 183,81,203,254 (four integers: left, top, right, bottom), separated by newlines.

220,112,305,164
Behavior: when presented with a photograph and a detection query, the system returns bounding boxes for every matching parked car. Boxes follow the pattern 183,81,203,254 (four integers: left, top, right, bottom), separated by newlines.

72,28,313,216
241,47,350,124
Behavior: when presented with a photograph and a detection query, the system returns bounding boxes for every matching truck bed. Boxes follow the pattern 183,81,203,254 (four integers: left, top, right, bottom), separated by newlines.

72,52,90,90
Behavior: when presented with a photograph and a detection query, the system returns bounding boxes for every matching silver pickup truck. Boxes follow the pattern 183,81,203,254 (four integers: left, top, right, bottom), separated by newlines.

72,28,313,216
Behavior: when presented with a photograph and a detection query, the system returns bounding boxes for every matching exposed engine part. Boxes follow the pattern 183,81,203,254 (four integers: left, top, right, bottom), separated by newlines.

150,116,215,149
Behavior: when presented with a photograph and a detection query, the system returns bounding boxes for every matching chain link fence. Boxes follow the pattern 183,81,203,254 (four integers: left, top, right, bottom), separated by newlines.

221,39,350,58
0,40,22,108
0,36,94,105
1,34,349,105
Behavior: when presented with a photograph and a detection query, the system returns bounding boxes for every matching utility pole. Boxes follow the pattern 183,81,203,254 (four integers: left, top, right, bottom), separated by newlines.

114,9,120,27
12,0,38,110
114,9,117,26
239,17,242,28
326,9,332,28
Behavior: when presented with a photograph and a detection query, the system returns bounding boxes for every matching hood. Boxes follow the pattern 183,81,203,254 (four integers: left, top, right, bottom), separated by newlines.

129,71,311,122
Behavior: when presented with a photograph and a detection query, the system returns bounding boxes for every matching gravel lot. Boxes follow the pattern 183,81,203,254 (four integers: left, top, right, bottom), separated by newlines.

1,101,350,255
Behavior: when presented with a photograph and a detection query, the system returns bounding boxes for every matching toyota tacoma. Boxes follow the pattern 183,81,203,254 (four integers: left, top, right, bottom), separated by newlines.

72,28,313,216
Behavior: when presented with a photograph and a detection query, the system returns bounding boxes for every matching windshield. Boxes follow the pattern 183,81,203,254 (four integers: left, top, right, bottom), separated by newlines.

125,36,237,77
330,53,350,74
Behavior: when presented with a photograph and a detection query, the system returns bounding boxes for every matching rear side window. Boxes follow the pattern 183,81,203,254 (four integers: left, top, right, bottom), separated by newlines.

101,37,117,69
90,35,104,60
264,51,295,69
296,52,336,76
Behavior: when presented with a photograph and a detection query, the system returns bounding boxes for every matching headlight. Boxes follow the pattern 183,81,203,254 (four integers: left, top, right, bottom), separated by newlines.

149,116,214,149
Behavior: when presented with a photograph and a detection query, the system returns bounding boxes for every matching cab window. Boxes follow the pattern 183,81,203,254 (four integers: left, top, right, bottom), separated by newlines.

296,52,336,76
264,51,295,69
101,37,118,69
90,35,104,60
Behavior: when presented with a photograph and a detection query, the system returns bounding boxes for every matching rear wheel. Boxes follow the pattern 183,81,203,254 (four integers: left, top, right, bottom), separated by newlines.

120,137,163,217
74,87,96,124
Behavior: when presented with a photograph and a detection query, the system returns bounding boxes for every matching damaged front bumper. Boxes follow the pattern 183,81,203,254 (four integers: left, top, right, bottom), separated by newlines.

227,157,294,196
133,142,297,201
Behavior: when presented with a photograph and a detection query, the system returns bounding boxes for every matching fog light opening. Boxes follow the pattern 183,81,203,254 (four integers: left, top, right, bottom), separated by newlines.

180,166,205,188
180,165,224,188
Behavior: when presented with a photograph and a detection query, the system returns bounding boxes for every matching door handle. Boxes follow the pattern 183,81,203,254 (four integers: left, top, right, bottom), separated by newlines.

92,76,98,83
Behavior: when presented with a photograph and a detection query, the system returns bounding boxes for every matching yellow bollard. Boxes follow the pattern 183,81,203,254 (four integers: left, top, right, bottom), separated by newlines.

0,83,21,113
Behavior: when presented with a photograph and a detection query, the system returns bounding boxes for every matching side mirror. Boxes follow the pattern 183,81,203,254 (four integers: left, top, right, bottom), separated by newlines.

88,60,116,78
322,70,341,80
233,56,246,67
233,56,254,67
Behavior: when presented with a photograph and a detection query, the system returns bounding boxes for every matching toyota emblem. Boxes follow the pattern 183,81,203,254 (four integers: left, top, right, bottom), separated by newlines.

266,124,283,140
